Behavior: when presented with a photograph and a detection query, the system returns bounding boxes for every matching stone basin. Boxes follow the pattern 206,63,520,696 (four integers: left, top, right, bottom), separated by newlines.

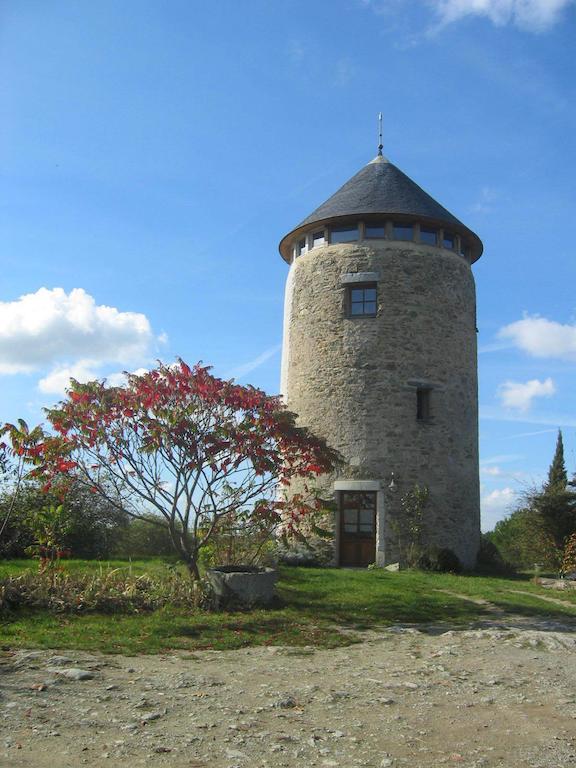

206,566,278,607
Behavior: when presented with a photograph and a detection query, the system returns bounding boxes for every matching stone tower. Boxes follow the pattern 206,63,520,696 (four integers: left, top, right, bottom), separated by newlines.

279,149,483,569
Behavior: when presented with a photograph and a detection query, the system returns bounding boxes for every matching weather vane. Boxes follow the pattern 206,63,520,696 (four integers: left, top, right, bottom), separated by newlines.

377,112,383,156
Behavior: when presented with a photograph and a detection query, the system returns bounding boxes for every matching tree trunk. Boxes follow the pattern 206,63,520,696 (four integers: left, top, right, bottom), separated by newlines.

186,558,201,581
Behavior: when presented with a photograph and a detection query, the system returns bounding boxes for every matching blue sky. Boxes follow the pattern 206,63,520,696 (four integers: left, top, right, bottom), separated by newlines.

1,0,575,530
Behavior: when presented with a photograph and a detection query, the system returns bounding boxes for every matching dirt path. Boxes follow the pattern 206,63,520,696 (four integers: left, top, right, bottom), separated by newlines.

507,589,576,609
2,615,576,768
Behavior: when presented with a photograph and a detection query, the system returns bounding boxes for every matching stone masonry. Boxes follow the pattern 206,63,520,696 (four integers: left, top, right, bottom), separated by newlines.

280,239,480,568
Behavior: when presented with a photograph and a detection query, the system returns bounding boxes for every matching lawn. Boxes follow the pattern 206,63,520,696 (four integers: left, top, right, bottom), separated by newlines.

1,559,575,654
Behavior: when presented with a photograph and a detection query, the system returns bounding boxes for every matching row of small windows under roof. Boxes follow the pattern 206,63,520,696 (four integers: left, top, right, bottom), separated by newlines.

293,222,470,260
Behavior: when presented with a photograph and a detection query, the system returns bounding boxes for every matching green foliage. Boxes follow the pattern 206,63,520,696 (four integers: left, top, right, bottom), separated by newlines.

546,429,568,491
488,433,576,570
476,533,514,575
527,485,576,552
24,503,72,569
488,507,560,570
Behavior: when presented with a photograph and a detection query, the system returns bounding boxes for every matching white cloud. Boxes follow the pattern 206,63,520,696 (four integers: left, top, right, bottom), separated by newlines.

38,364,151,396
105,368,149,388
38,360,100,395
480,464,533,484
0,287,157,375
482,465,504,476
427,0,575,31
361,0,574,31
498,315,576,361
498,377,556,412
481,486,517,530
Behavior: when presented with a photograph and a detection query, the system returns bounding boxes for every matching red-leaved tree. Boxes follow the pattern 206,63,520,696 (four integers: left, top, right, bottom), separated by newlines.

22,361,338,579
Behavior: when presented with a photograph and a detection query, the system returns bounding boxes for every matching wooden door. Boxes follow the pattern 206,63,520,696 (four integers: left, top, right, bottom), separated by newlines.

339,491,377,567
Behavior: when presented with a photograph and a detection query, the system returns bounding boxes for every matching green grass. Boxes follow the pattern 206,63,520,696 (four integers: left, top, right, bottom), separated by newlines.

0,557,183,578
2,560,576,654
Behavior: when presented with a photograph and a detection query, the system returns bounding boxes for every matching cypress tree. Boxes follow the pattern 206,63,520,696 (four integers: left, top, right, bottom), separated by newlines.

546,429,567,491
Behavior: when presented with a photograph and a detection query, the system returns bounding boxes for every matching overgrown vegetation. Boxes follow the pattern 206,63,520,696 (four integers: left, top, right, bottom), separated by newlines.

0,566,202,614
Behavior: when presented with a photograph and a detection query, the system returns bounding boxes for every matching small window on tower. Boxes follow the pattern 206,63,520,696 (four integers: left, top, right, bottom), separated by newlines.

297,237,307,257
443,232,455,250
348,284,377,317
416,387,432,421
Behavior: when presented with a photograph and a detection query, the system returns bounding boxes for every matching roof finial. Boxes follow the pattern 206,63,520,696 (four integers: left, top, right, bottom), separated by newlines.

377,112,383,157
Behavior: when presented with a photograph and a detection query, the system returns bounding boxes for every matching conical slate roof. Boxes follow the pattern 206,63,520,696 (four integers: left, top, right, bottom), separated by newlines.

279,155,483,262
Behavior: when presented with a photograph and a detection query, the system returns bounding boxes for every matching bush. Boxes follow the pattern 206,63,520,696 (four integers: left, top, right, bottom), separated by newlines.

416,547,462,573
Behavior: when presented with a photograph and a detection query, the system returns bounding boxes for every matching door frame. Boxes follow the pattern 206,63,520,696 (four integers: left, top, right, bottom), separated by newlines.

333,480,385,567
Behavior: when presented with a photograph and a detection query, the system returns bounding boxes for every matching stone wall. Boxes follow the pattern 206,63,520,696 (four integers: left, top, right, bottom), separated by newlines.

280,240,480,568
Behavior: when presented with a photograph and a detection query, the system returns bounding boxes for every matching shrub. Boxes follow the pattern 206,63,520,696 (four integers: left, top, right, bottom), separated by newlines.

416,546,462,573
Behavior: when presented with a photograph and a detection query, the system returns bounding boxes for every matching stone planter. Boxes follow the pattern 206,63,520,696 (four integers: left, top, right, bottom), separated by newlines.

206,566,278,608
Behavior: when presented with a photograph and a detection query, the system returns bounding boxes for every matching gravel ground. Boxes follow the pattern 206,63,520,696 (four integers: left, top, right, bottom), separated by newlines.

2,615,576,768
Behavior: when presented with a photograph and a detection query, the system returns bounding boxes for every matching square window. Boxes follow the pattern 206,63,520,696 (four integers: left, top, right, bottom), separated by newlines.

347,283,377,318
